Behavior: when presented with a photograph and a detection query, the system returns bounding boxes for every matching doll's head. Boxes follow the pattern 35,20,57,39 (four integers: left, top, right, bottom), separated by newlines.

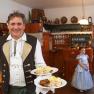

79,47,86,54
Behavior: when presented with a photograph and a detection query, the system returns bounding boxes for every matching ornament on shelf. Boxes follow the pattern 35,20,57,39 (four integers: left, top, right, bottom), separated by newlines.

28,11,32,23
88,16,92,25
71,16,78,23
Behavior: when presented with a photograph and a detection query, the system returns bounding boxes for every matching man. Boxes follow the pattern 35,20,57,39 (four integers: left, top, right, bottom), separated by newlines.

0,11,46,94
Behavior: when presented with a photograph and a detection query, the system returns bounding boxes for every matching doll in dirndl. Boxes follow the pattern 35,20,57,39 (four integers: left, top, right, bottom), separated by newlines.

71,47,94,92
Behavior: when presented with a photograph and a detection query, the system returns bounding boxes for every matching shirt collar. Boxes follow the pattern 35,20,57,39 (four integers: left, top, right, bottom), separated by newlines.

7,33,27,41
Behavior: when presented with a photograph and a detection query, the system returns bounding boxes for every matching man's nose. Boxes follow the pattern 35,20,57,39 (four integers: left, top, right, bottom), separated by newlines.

14,24,19,29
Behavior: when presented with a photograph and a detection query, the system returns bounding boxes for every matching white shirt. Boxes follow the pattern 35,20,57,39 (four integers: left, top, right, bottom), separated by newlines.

7,33,46,86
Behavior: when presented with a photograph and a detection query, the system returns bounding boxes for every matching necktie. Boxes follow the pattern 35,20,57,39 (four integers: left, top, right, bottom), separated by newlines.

14,41,17,56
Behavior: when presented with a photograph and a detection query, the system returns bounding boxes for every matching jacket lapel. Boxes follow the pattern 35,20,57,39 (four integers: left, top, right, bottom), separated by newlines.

22,42,32,62
3,42,10,64
2,41,32,63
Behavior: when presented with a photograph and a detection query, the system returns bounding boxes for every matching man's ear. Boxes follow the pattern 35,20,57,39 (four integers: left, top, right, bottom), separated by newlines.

6,23,9,28
6,23,8,26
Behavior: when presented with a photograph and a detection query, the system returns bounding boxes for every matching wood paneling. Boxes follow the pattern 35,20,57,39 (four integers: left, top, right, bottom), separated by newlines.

42,32,51,65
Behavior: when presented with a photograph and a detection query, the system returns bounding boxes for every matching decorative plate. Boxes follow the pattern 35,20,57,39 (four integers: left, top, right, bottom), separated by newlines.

61,16,68,24
71,16,78,23
54,18,60,24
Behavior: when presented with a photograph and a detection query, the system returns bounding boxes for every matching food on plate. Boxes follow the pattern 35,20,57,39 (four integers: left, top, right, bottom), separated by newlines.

49,76,62,87
35,66,53,75
39,76,62,87
40,79,50,87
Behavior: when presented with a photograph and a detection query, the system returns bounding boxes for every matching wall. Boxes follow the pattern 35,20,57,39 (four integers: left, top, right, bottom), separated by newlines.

45,5,94,24
0,0,31,23
1,0,94,24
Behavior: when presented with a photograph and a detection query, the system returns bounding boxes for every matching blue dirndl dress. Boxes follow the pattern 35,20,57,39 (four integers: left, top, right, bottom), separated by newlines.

71,54,94,90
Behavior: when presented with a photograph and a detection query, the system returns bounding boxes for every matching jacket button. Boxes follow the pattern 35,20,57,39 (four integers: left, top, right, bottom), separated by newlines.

31,81,33,83
26,75,32,78
25,70,31,73
27,81,33,84
24,64,30,67
3,75,5,78
3,64,6,67
3,70,5,72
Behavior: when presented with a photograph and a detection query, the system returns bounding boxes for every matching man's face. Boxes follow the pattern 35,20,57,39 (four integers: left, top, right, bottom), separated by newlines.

7,17,25,39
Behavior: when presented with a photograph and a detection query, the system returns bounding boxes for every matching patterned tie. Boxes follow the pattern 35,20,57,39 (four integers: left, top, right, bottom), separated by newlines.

14,41,17,56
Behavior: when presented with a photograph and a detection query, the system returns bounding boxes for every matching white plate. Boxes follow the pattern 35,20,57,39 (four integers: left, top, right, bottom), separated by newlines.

31,67,58,76
34,76,67,89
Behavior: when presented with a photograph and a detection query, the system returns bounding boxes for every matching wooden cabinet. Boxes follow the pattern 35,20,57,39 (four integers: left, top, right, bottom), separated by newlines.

51,31,93,48
49,48,77,81
49,49,65,78
31,9,45,21
25,23,43,33
49,47,93,81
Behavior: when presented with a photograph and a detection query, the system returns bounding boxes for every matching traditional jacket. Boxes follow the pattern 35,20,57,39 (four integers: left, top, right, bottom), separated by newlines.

0,34,37,94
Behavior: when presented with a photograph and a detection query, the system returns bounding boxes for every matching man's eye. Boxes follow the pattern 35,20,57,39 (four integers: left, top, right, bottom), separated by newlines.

17,23,22,25
10,23,15,26
10,23,22,26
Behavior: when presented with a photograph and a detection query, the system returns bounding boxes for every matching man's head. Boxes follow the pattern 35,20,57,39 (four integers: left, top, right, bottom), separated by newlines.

7,11,26,40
